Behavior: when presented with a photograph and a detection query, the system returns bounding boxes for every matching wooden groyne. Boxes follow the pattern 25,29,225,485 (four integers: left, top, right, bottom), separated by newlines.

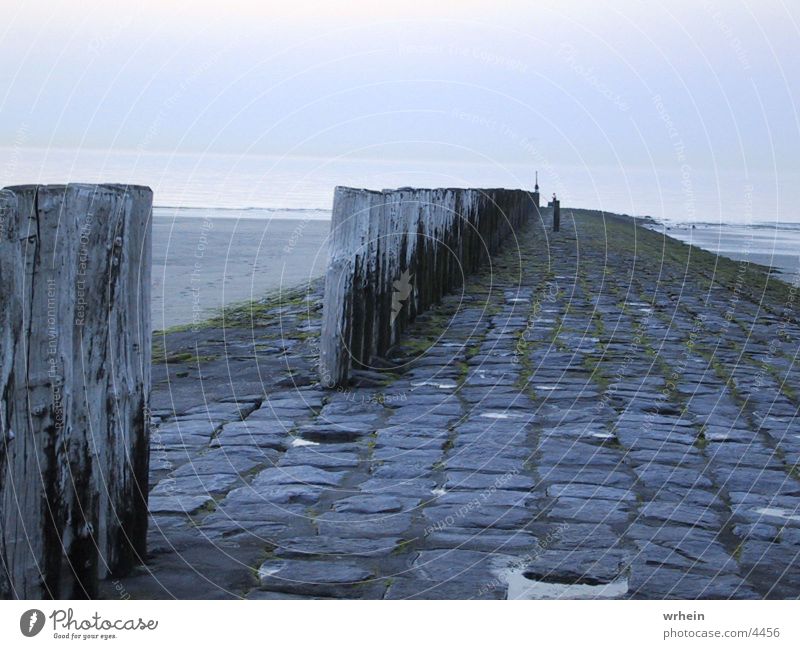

319,186,537,386
0,184,152,598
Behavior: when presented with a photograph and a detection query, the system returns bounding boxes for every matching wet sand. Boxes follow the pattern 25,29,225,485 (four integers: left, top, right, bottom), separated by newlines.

152,212,330,330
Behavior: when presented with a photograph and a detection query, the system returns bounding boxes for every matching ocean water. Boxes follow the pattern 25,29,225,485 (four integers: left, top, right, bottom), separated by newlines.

5,147,798,325
3,147,797,224
654,222,800,279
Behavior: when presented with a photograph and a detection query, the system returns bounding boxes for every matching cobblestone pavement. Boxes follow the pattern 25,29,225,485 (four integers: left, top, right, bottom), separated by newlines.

102,210,800,599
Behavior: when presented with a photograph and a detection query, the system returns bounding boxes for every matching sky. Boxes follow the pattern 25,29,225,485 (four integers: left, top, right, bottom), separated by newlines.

1,0,798,220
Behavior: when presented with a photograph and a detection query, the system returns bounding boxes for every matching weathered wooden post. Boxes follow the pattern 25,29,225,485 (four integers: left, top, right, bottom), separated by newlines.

552,194,560,232
319,186,534,386
0,184,152,599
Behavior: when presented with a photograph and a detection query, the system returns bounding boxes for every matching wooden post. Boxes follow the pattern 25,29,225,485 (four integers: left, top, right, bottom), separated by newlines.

553,197,560,232
0,184,152,599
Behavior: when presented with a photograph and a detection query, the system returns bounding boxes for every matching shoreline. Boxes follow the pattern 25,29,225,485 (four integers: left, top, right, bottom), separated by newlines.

158,208,799,334
151,214,329,330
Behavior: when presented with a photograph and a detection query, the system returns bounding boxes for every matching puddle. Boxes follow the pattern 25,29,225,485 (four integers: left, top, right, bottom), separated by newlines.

291,437,320,447
431,488,447,497
480,412,522,420
589,432,616,441
707,432,732,442
755,507,800,522
499,566,629,600
411,380,457,390
258,562,282,579
301,430,362,444
534,385,558,391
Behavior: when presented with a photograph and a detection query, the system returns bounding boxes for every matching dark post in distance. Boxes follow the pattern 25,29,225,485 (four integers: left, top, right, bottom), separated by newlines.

552,193,560,232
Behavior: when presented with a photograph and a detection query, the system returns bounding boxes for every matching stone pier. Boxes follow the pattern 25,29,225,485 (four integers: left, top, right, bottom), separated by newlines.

110,208,800,600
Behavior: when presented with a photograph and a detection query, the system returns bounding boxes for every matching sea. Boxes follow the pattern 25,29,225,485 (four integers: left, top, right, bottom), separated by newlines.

3,147,798,326
653,222,800,281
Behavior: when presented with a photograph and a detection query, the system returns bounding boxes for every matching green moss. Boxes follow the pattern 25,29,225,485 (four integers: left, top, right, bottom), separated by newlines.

456,361,469,385
392,538,417,555
694,429,709,450
154,351,218,365
154,283,318,334
583,355,609,391
577,209,797,322
465,342,482,358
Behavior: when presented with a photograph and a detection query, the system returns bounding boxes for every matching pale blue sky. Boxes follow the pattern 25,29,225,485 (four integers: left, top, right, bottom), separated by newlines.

1,0,798,219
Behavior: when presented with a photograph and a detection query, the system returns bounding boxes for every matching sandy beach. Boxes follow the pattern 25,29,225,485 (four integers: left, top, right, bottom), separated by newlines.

152,208,330,330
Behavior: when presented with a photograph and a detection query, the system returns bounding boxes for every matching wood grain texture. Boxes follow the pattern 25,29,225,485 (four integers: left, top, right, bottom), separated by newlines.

0,184,151,599
320,187,535,386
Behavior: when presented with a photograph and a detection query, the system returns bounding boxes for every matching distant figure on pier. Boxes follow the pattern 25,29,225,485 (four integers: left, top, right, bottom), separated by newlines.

532,171,540,208
552,193,560,232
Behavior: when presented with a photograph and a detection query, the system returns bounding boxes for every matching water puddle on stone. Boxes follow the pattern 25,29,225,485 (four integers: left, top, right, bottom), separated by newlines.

411,380,457,390
707,432,733,442
431,488,447,497
534,385,558,391
755,507,800,522
291,437,320,447
499,566,629,600
480,412,522,420
258,562,282,579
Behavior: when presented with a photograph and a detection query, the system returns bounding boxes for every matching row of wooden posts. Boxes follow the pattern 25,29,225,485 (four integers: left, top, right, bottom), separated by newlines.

319,186,542,386
0,180,555,599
